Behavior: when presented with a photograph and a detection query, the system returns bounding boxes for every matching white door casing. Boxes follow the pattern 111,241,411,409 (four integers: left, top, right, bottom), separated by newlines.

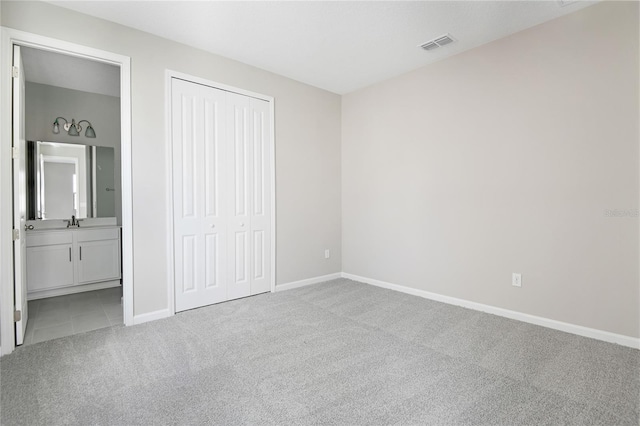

1,29,133,356
12,45,28,345
172,77,273,313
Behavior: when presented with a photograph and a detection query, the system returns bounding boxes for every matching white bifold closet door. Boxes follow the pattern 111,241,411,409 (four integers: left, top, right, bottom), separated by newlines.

172,78,271,313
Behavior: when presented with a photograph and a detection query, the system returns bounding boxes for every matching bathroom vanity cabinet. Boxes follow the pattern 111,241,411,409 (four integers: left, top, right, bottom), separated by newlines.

26,227,121,300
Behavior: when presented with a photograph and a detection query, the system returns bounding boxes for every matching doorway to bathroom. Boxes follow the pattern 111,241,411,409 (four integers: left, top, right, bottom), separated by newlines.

0,29,133,355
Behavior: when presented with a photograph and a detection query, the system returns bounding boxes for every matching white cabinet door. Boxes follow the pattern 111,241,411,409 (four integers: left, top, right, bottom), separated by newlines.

26,244,74,291
172,78,228,312
77,239,121,284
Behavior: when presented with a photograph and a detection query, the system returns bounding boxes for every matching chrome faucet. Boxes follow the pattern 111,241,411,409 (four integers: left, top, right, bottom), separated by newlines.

66,215,81,228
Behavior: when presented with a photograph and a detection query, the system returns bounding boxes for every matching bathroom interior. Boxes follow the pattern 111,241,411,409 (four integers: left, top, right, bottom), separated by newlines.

19,46,123,345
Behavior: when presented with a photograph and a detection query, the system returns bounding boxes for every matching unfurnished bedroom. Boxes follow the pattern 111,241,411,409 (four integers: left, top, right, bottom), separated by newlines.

0,1,638,425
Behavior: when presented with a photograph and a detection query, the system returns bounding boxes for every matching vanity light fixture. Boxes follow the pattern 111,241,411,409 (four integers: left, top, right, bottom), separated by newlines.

52,117,96,138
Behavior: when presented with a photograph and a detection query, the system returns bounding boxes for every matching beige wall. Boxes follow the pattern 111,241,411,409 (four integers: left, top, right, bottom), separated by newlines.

26,82,122,224
342,1,639,338
2,1,342,316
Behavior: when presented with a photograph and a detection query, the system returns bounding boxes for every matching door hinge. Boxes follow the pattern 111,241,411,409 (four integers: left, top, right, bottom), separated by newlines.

12,228,19,241
14,310,21,322
12,66,19,79
12,146,18,159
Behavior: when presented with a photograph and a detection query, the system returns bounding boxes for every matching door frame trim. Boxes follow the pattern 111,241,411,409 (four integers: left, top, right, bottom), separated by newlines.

0,28,134,356
164,70,276,317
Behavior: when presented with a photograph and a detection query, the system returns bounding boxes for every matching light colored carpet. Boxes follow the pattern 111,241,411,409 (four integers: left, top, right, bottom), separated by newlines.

1,278,638,425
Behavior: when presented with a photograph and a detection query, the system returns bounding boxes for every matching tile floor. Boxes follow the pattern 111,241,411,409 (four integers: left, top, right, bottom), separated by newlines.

23,286,123,346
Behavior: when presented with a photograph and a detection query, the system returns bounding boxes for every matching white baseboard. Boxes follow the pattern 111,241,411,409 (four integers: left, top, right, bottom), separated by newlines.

27,280,120,301
133,308,171,325
342,272,640,350
276,272,343,292
132,272,343,326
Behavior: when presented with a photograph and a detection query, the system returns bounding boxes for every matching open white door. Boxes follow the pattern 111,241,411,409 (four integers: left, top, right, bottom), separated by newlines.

13,45,28,345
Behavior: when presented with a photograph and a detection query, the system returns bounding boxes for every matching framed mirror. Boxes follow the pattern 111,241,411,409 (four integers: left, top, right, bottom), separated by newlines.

26,141,116,220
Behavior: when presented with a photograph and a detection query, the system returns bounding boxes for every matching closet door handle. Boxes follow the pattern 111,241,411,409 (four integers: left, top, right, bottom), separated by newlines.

69,247,72,262
79,246,82,261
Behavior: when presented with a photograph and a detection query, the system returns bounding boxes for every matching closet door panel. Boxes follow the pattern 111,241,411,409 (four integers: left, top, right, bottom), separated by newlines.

202,95,227,292
173,88,200,309
227,93,252,301
250,99,272,295
173,79,227,312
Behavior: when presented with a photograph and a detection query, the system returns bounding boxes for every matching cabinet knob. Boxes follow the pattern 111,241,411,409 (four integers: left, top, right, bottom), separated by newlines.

210,224,215,228
239,223,245,228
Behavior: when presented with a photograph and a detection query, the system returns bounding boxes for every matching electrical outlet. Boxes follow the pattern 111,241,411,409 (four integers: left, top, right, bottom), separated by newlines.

324,249,330,259
512,273,522,287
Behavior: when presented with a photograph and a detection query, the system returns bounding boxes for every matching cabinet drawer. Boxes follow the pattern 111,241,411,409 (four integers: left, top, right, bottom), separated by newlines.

27,232,73,247
76,228,119,242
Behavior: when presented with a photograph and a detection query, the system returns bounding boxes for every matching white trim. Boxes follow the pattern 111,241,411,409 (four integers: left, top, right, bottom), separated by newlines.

119,50,134,330
164,71,176,318
342,272,640,349
167,70,272,102
269,99,276,294
164,69,276,315
0,28,133,356
1,31,12,356
133,308,170,325
276,273,343,292
27,280,120,300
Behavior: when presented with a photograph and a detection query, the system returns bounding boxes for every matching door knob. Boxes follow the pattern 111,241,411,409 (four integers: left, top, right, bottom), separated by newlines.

239,223,245,228
210,224,215,228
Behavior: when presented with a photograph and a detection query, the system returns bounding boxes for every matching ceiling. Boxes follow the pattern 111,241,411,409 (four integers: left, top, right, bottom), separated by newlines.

48,1,597,94
21,46,120,97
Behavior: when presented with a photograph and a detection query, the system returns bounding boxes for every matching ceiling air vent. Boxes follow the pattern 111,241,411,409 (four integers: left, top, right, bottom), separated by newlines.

419,34,455,51
420,41,439,51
